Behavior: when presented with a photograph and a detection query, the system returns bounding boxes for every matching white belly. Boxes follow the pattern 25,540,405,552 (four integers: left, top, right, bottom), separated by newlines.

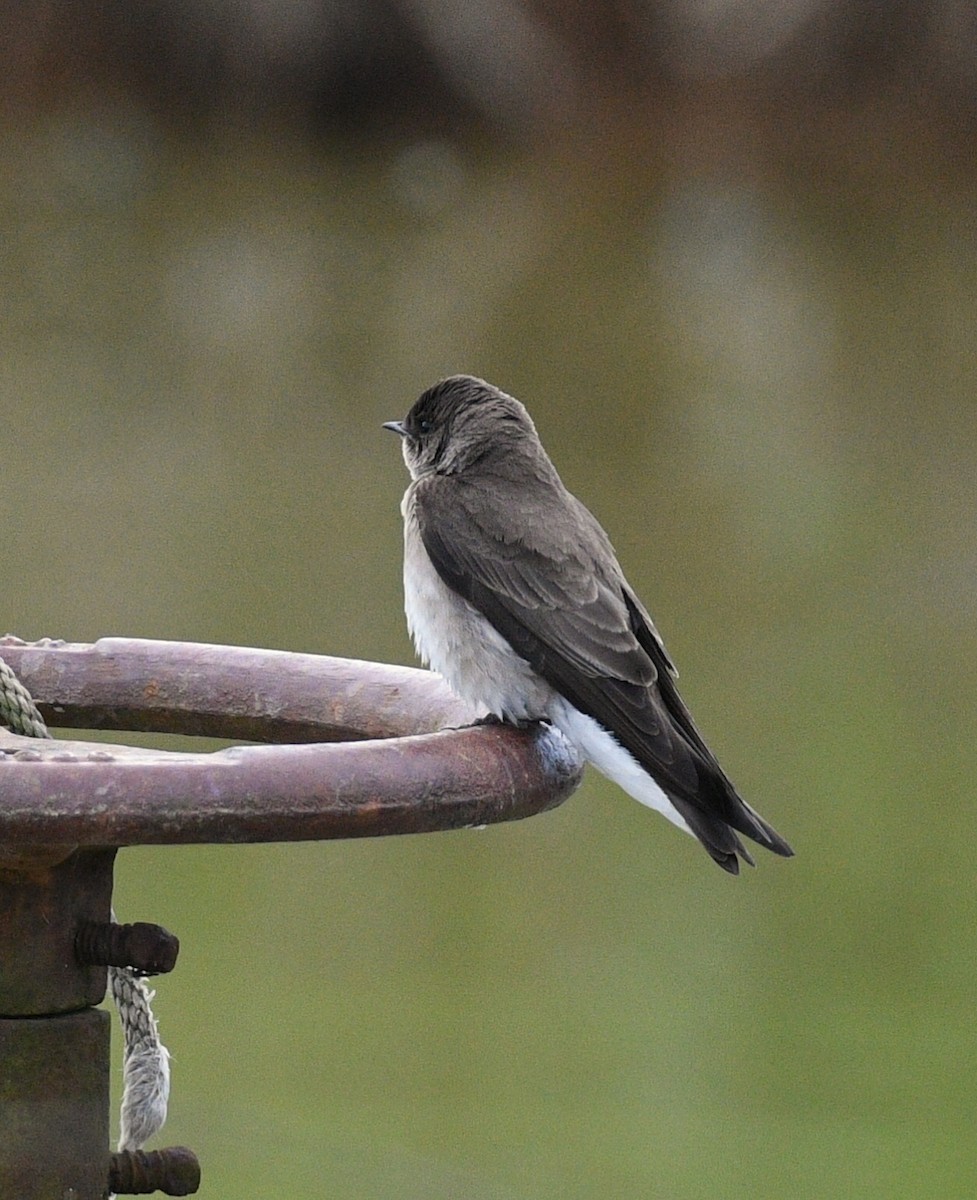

402,503,554,722
399,491,691,838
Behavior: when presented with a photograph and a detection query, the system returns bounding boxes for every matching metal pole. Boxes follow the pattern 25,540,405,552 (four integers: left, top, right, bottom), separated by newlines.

0,849,115,1199
0,638,583,1196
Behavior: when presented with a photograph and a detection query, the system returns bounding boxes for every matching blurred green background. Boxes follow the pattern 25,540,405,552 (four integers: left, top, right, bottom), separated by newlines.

3,5,977,1197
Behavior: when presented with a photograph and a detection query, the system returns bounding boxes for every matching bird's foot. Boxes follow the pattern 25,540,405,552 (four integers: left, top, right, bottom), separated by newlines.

472,713,541,732
442,713,545,733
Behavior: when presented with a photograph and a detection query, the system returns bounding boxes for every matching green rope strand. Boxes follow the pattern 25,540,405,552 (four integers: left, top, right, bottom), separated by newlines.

0,656,49,739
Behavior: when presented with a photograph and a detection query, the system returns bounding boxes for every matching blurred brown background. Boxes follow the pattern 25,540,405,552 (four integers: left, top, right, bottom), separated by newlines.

3,4,976,1197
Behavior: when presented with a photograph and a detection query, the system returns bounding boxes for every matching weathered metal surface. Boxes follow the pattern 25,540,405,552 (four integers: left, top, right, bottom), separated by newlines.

0,637,582,847
0,847,116,1016
109,1147,201,1195
0,840,77,869
0,1008,110,1200
75,919,180,975
0,636,476,741
0,637,583,1199
0,722,581,845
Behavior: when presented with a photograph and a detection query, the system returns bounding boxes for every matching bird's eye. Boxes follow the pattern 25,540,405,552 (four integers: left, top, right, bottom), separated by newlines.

417,418,432,434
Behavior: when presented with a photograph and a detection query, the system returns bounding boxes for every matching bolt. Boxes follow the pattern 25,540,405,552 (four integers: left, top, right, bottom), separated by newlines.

75,920,179,975
108,1147,201,1195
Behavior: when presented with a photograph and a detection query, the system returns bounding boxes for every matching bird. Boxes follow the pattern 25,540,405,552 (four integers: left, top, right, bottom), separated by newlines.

384,375,793,874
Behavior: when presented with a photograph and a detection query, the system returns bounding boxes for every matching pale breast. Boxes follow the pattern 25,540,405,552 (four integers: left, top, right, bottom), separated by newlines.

401,493,554,722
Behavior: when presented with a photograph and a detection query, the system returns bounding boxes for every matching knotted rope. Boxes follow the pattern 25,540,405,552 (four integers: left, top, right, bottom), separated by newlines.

0,657,49,739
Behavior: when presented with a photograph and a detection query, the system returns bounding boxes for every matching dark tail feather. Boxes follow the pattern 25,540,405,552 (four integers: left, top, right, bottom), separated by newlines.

712,850,741,875
673,789,791,874
672,796,754,874
727,795,794,858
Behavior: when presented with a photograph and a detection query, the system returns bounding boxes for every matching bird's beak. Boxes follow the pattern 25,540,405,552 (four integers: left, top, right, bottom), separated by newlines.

383,420,407,437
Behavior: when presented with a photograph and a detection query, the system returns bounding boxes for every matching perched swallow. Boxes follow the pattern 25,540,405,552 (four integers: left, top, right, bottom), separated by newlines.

385,375,792,873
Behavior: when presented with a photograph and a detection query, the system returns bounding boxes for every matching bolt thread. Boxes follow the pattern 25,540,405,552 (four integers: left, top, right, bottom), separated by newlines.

75,920,180,974
108,1147,201,1195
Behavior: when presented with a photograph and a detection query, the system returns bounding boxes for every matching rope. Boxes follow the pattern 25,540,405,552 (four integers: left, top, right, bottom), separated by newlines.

0,657,49,738
111,960,171,1150
0,655,170,1156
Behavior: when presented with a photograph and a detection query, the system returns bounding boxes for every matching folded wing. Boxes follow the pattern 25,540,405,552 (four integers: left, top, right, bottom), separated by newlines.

413,473,793,871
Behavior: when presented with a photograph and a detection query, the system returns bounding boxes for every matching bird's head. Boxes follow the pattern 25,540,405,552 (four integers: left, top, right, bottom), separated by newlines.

384,375,539,480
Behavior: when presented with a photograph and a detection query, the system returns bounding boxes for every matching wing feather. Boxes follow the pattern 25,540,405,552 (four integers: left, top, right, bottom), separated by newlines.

412,472,793,864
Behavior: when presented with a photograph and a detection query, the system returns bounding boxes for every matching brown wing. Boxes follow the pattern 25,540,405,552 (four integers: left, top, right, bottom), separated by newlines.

413,472,793,867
